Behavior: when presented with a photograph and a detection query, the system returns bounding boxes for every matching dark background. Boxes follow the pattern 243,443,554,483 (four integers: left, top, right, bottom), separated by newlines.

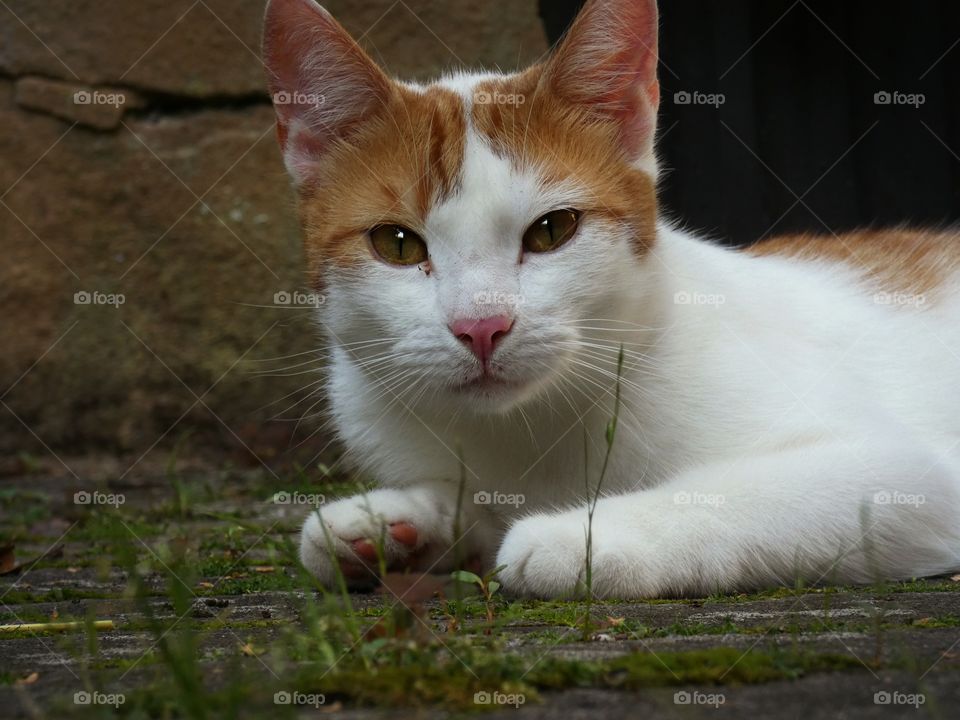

540,0,960,247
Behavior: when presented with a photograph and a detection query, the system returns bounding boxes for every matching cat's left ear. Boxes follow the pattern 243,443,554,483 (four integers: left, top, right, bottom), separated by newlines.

262,0,393,185
543,0,660,161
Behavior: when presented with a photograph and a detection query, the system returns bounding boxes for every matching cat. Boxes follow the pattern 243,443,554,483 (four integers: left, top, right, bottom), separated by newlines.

261,0,960,598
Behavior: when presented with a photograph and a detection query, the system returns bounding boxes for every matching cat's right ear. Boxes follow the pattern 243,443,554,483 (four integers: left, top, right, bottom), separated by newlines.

262,0,392,185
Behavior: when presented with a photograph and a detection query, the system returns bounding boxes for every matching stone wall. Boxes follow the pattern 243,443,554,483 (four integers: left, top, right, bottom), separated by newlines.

0,0,548,459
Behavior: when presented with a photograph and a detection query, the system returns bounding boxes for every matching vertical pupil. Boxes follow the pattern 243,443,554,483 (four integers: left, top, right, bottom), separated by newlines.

395,228,404,258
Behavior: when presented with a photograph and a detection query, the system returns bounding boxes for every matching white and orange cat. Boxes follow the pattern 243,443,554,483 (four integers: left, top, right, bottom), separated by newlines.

262,0,960,598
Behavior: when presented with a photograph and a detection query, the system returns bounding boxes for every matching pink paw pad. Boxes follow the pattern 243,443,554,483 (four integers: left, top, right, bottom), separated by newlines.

389,522,418,547
349,523,418,564
351,538,378,562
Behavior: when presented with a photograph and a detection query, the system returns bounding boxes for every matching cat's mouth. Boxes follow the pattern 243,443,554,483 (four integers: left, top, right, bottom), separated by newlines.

451,366,548,413
457,370,520,393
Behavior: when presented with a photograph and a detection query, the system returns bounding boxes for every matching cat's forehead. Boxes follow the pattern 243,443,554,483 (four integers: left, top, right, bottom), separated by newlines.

406,71,533,205
403,70,511,99
425,121,556,263
298,69,655,279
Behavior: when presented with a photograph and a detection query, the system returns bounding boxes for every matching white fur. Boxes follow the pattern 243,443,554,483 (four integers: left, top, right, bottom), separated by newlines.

277,1,960,598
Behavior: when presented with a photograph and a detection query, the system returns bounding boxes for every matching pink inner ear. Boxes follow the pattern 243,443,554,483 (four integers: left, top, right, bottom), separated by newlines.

262,0,391,182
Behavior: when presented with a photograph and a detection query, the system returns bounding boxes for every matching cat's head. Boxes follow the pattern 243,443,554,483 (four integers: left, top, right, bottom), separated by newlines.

263,0,661,413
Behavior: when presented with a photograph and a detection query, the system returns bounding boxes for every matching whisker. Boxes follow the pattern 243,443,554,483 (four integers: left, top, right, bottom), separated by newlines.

258,378,327,418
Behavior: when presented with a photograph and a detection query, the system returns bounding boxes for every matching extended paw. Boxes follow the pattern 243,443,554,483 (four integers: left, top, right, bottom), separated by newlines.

299,489,452,588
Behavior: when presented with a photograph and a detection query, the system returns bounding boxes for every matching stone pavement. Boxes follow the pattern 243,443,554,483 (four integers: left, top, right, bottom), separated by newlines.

2,462,958,718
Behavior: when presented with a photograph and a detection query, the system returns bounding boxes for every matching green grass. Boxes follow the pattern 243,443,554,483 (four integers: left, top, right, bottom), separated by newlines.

291,644,864,709
701,577,960,603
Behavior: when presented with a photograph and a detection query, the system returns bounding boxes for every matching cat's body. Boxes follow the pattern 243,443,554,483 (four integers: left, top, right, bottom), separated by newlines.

263,0,960,597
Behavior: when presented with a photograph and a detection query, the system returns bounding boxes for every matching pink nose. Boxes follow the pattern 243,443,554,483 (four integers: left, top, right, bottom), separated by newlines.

449,315,514,365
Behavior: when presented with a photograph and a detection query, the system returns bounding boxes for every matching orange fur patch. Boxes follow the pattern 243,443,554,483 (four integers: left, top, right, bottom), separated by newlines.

472,71,657,257
748,229,960,299
298,86,466,287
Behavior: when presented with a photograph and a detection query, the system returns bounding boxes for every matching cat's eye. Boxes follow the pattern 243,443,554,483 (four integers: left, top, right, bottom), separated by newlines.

368,225,428,266
522,209,581,254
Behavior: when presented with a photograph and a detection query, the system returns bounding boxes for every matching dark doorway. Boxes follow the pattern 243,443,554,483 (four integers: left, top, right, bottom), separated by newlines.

539,0,960,246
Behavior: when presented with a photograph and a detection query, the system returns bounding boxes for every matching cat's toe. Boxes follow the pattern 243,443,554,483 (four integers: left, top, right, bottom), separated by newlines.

299,511,355,587
299,505,433,588
350,524,423,566
496,515,587,598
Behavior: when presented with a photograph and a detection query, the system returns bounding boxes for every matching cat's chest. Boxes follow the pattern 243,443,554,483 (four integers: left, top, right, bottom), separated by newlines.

337,390,667,504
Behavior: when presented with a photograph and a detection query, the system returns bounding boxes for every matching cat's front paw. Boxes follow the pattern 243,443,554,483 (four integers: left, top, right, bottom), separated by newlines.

496,511,647,599
495,513,587,598
299,488,452,589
